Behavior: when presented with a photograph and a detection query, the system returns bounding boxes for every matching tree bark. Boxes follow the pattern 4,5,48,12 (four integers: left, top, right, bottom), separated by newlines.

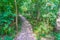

14,0,18,31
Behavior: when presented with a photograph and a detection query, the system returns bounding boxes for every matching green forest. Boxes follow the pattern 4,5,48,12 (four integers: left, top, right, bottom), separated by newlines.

0,0,60,40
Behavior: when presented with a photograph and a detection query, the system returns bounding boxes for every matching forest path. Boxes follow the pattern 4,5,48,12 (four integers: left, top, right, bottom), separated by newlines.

14,15,36,40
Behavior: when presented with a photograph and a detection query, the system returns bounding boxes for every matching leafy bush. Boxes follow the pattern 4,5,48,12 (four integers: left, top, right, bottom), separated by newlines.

18,0,60,38
0,0,16,35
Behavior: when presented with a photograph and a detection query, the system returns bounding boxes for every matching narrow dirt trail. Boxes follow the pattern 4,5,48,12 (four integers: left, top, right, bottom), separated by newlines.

14,15,36,40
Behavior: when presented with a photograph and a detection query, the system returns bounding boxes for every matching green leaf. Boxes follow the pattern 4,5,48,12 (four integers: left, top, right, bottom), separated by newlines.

4,36,13,40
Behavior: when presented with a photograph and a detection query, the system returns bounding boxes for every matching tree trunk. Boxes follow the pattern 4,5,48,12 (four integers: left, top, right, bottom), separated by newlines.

14,0,18,31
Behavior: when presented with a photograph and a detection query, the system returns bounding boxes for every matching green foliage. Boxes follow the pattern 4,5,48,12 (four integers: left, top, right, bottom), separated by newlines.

4,36,13,40
0,37,2,40
0,36,13,40
18,0,60,39
0,0,60,40
54,32,60,40
0,0,16,35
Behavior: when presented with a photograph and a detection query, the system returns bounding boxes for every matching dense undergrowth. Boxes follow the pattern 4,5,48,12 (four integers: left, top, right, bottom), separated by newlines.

0,0,60,40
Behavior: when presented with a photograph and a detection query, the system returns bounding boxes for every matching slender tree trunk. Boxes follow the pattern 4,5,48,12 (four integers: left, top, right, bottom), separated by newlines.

14,0,18,31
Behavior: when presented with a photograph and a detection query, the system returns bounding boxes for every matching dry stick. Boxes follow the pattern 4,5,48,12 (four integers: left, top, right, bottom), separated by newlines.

14,0,18,32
